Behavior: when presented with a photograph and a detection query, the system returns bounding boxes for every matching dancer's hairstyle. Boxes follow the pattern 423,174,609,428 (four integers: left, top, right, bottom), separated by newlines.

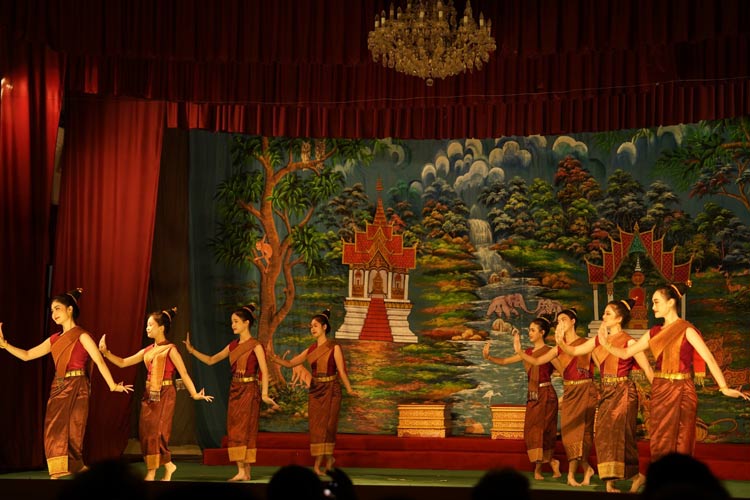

556,307,578,324
233,303,257,327
51,288,84,319
607,298,636,327
655,282,691,310
312,309,332,335
150,307,178,335
531,313,555,338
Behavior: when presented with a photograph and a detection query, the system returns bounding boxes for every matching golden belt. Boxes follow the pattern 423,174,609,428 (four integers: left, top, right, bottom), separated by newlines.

563,378,592,386
654,371,691,381
146,379,173,386
233,375,257,383
538,382,552,388
64,369,85,378
601,376,629,384
314,374,337,383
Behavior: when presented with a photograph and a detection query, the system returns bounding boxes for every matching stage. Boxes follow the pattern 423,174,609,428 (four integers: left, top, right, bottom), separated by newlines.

1,434,749,500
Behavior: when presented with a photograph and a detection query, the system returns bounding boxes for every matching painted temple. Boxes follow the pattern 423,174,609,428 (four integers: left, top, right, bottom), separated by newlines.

585,223,693,337
335,180,419,343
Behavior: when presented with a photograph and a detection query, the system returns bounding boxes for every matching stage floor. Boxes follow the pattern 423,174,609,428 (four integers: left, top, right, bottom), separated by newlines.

2,461,750,500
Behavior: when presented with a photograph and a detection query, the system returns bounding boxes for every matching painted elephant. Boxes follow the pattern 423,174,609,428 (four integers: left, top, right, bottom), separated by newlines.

530,298,563,316
486,293,534,319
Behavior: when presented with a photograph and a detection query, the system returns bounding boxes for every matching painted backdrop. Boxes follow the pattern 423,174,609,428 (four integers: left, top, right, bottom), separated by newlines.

184,119,750,446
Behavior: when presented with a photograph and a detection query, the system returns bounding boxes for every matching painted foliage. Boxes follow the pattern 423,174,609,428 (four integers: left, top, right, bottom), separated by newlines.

196,118,750,443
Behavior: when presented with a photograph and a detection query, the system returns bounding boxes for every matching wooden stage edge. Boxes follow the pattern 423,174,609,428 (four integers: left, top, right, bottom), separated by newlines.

204,432,750,481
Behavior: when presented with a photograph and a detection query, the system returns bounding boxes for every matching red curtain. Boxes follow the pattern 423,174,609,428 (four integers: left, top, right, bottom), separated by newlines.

50,95,165,463
0,41,64,471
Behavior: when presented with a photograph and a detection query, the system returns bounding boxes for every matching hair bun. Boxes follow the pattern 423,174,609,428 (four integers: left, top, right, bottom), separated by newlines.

322,309,331,319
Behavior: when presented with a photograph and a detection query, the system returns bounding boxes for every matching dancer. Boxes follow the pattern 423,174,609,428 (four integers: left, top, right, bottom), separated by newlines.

99,307,213,481
557,299,653,492
0,288,133,478
514,308,597,486
483,315,562,480
598,284,749,462
270,309,357,476
184,304,278,481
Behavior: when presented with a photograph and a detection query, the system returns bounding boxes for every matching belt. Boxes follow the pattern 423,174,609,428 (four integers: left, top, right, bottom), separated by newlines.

538,382,552,388
64,370,85,378
563,378,592,386
654,371,691,381
601,376,629,384
314,375,338,383
233,375,257,383
146,379,173,386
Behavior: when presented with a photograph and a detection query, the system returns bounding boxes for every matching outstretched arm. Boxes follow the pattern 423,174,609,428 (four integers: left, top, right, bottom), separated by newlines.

269,349,307,368
482,341,522,365
0,323,51,361
184,332,230,366
555,328,595,356
80,333,133,393
513,332,557,365
686,328,750,400
169,348,213,402
599,326,650,359
99,334,144,368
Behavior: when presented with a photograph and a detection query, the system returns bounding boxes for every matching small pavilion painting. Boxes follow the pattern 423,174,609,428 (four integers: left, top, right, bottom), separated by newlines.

335,180,419,343
585,223,694,336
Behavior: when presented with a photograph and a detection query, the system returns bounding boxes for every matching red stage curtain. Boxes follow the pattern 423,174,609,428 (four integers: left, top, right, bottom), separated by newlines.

50,95,165,463
0,42,64,471
3,0,750,138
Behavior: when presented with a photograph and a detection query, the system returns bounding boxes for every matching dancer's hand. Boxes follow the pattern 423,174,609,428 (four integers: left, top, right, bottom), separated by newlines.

112,381,134,393
720,386,750,401
512,330,522,354
554,328,565,346
262,394,280,409
183,332,194,355
597,323,609,348
0,322,7,349
193,388,214,402
98,334,108,354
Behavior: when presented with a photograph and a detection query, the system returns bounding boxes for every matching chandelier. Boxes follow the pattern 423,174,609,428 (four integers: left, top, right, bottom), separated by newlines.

368,0,496,86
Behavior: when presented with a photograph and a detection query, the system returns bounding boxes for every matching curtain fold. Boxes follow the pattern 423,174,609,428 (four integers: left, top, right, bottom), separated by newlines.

50,95,165,463
0,41,64,471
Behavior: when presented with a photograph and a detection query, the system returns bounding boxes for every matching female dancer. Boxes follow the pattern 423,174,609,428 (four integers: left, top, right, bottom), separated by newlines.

557,299,653,492
184,304,278,481
0,288,133,478
270,309,357,476
598,284,749,462
483,315,562,480
99,307,213,481
514,308,597,487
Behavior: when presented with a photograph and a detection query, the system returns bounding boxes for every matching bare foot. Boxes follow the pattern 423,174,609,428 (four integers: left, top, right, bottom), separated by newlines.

324,456,336,473
534,464,544,480
314,466,326,477
144,471,156,482
162,462,177,481
606,480,621,493
228,472,250,482
582,465,595,486
629,473,646,493
551,458,562,478
568,474,583,487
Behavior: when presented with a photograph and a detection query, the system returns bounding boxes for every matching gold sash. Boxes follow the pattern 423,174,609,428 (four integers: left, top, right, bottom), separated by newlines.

649,319,706,376
144,343,173,400
557,337,590,373
594,331,630,376
306,341,335,376
229,339,258,375
51,326,85,379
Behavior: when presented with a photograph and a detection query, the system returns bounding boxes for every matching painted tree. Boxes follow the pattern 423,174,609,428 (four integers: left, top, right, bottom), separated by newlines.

212,136,373,382
655,118,750,213
554,156,602,258
421,178,470,240
527,178,564,246
641,180,683,238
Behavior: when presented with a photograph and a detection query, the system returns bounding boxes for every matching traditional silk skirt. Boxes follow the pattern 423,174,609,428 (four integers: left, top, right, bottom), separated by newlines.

524,384,558,464
44,375,89,477
648,377,697,461
226,379,261,463
139,384,176,470
561,379,598,462
308,378,342,457
595,379,640,480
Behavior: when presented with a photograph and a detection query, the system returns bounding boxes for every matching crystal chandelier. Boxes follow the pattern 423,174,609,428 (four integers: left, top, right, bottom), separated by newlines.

368,0,496,86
